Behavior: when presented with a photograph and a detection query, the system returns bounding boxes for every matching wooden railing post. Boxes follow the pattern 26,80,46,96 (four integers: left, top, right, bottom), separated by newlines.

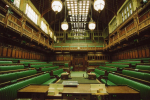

4,13,9,28
38,32,41,45
134,8,139,35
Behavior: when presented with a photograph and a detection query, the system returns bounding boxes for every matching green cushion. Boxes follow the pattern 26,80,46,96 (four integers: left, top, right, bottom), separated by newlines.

122,70,145,80
62,46,69,47
108,73,124,85
123,78,150,100
112,61,141,66
70,46,78,47
88,46,95,47
0,61,12,64
0,75,37,100
99,66,117,72
64,63,69,67
16,70,37,79
0,65,24,71
53,69,64,75
94,69,105,75
0,73,17,83
96,46,103,47
106,64,129,68
136,65,150,70
91,72,100,78
144,73,150,81
101,79,116,86
80,46,87,47
42,78,57,85
35,73,50,84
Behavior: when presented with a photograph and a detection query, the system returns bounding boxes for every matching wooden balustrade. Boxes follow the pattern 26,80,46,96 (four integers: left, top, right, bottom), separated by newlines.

0,13,5,23
114,34,118,41
0,13,51,49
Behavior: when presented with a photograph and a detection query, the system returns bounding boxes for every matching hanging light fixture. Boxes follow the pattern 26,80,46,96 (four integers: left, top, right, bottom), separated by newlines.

51,0,63,13
88,0,96,31
88,18,96,30
94,0,105,13
61,0,68,31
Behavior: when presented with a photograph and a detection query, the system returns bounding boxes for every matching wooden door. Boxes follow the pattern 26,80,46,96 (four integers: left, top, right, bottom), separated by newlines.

73,57,85,71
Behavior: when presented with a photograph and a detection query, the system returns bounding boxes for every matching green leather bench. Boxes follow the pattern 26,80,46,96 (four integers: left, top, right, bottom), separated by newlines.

41,66,59,72
101,73,150,100
30,63,53,69
70,66,73,70
64,63,69,67
122,70,150,81
136,65,150,70
0,65,24,71
52,69,66,78
0,61,13,64
20,61,47,67
99,66,117,72
0,70,37,83
112,61,141,66
0,73,56,100
91,69,106,78
106,63,130,68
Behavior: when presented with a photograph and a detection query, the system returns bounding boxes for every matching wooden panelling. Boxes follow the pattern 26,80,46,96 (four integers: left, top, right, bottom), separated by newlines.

3,47,7,57
15,50,19,58
142,49,146,58
0,47,2,56
12,49,16,58
25,52,27,59
18,50,22,58
7,48,12,57
112,45,150,61
146,48,150,57
138,49,142,58
22,51,25,59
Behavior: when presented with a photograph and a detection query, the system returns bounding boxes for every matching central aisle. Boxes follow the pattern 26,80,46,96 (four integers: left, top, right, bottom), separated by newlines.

70,71,87,77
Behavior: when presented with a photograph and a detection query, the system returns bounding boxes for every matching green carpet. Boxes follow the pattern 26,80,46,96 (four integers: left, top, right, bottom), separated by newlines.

70,71,87,77
57,77,100,84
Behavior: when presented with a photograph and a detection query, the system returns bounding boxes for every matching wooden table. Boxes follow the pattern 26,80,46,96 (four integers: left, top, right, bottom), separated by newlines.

106,86,140,100
17,85,49,100
61,73,69,79
88,73,96,80
62,84,91,100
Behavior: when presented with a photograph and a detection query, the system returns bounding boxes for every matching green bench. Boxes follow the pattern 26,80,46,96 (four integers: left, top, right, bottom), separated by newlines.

0,65,24,71
122,70,150,81
20,61,47,67
64,63,69,67
0,61,13,64
112,61,141,66
40,66,59,72
91,69,106,79
52,69,66,78
70,66,73,71
0,73,56,100
101,73,150,100
106,63,130,68
0,70,37,83
136,65,150,70
119,58,150,63
30,63,53,69
99,66,117,72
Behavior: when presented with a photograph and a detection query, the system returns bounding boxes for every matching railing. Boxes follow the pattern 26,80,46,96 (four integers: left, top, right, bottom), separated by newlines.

7,14,22,32
0,13,5,23
0,13,51,49
105,7,150,50
53,46,103,51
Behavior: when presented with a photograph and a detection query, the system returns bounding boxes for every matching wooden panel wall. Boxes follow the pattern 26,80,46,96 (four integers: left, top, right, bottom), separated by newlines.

112,45,150,61
0,46,46,60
